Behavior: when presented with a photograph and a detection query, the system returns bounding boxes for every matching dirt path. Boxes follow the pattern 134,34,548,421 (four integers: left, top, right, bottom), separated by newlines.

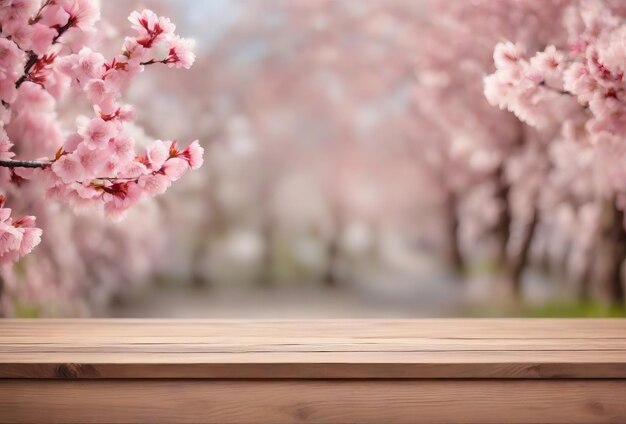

106,270,465,318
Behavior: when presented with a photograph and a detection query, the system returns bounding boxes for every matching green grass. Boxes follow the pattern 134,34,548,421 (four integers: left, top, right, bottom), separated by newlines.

465,300,626,318
14,302,39,318
523,301,626,318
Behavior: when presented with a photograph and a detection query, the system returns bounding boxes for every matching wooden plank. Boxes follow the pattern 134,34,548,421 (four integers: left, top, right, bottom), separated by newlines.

2,319,626,339
2,319,626,379
3,357,626,379
5,338,626,351
1,379,625,424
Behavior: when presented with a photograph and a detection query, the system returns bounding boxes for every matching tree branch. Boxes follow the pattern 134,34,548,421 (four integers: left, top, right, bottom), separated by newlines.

15,52,39,89
16,16,76,89
140,59,168,66
0,159,50,169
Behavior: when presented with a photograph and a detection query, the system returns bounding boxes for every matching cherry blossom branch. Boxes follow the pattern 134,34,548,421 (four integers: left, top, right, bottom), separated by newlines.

16,15,75,89
15,53,39,88
52,18,76,45
0,159,50,169
140,59,167,66
0,6,201,268
31,0,52,24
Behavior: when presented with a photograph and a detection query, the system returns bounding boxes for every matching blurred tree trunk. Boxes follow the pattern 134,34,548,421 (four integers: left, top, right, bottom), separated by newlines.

574,250,593,301
258,212,276,287
323,235,341,288
444,191,464,275
190,244,211,287
507,207,539,297
323,203,345,288
493,164,512,268
190,214,226,289
591,199,626,306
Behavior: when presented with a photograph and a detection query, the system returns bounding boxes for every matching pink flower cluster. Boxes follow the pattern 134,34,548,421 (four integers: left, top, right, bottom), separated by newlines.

0,2,202,264
484,1,626,138
47,137,203,219
483,41,579,129
0,195,42,265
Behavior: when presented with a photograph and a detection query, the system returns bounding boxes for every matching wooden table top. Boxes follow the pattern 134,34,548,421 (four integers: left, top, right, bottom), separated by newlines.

1,319,626,379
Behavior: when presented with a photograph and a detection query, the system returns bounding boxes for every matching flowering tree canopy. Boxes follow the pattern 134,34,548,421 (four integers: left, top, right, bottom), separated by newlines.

482,0,626,303
0,1,203,266
484,1,626,192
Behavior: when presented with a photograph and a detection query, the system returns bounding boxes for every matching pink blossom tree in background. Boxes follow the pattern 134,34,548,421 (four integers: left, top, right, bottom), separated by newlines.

129,0,626,309
124,0,435,289
484,0,626,305
121,0,626,308
0,0,203,315
413,0,572,293
114,0,626,310
8,0,626,316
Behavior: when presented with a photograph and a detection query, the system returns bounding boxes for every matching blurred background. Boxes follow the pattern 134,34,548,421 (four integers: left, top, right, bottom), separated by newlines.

1,0,625,318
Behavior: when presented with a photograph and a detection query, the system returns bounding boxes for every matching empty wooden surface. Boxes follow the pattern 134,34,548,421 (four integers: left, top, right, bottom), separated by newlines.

2,319,626,423
1,379,625,424
1,319,626,378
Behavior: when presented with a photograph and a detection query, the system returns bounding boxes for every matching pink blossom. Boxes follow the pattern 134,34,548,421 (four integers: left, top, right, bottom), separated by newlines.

0,195,42,265
3,20,34,51
161,157,189,181
63,133,83,153
84,78,114,106
0,130,14,160
164,36,196,69
58,0,100,30
128,9,175,48
116,104,135,122
40,4,71,28
0,38,25,101
57,47,105,85
483,73,512,109
530,45,565,77
29,24,57,56
180,140,204,169
76,143,105,175
145,140,170,170
0,78,18,105
0,0,38,25
100,158,119,177
11,81,55,113
51,153,86,184
138,173,170,196
493,42,526,70
102,182,143,219
14,221,42,257
78,118,115,149
0,220,21,256
108,136,134,162
0,2,201,268
563,62,596,103
122,37,150,63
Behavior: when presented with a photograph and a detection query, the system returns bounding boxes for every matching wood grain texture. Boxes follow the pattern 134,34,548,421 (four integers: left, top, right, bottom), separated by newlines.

3,318,626,338
2,319,626,379
2,320,626,423
1,379,625,424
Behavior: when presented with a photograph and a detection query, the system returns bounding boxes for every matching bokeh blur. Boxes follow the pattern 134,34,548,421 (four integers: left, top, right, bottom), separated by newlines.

2,0,626,318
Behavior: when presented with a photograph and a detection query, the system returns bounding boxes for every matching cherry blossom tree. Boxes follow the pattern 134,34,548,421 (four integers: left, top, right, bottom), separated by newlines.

0,1,203,267
413,0,570,289
0,1,204,315
484,0,626,304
